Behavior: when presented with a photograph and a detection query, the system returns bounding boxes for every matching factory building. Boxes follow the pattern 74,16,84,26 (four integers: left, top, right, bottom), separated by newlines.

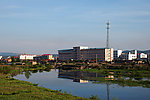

58,46,113,62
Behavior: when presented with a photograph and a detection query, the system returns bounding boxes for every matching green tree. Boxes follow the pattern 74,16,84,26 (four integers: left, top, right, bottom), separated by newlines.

11,56,15,62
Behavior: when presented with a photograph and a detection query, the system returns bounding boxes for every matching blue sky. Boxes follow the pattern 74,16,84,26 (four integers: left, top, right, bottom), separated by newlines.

0,0,150,54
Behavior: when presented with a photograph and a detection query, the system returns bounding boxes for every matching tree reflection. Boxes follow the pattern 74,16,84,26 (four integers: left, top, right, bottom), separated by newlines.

30,70,38,73
39,69,44,73
44,68,52,72
24,71,31,79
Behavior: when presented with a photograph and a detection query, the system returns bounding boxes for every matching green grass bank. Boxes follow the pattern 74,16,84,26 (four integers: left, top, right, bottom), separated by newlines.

0,66,89,100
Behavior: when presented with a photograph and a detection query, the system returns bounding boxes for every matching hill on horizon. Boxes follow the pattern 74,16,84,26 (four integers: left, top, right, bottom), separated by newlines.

0,52,18,57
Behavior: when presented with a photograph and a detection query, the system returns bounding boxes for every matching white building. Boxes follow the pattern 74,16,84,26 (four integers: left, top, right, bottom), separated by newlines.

58,46,114,62
34,54,54,61
113,50,122,60
0,56,2,60
120,50,137,60
20,54,37,60
138,53,147,59
128,50,137,60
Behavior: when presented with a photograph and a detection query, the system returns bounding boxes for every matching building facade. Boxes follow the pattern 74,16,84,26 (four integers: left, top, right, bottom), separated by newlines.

0,56,2,60
137,53,147,59
58,46,113,62
20,54,37,60
34,54,54,61
113,50,122,60
120,50,137,60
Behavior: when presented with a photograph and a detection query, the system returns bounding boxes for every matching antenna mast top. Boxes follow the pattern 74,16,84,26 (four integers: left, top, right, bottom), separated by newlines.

106,20,110,48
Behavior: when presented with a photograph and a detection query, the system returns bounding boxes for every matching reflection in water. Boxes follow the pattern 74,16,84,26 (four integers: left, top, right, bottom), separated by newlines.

30,70,38,73
107,83,110,100
58,69,104,82
21,69,150,88
13,69,150,100
58,69,150,88
58,69,150,100
24,71,31,79
23,68,53,79
58,69,111,99
73,79,88,83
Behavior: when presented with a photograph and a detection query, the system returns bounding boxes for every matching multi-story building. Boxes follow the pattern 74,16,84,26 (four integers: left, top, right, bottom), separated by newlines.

113,50,122,60
58,46,113,62
19,54,37,60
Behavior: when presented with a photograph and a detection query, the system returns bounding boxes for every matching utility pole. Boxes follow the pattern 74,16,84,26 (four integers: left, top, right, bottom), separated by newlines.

96,54,98,64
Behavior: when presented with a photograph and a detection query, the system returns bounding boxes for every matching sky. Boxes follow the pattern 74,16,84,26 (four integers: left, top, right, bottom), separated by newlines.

0,0,150,54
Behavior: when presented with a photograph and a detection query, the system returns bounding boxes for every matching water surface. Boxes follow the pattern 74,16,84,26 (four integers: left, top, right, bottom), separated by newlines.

13,69,150,100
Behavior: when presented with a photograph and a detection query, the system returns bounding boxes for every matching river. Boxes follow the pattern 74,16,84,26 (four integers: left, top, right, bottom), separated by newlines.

13,69,150,100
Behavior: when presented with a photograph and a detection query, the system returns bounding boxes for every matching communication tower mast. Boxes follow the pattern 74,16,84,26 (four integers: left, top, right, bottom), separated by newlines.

106,20,110,48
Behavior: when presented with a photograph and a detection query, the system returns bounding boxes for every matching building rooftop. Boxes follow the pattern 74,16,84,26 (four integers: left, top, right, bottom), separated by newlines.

41,54,52,56
20,54,36,56
58,47,113,52
58,49,73,51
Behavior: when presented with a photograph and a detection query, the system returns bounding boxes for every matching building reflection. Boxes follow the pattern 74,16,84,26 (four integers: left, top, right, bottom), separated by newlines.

58,69,105,83
58,69,114,82
58,69,113,99
73,79,88,83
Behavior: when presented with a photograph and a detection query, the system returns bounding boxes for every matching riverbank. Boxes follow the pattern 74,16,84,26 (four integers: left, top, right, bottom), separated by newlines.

0,76,88,100
0,66,88,100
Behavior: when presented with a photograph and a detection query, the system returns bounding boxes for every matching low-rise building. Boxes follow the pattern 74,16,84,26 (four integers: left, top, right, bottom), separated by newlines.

113,50,122,60
58,46,114,62
137,53,147,59
34,54,54,61
0,56,2,60
4,58,12,63
20,54,37,60
30,61,38,65
120,50,137,60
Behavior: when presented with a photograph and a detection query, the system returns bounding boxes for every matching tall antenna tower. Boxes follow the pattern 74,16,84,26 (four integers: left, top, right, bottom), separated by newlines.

106,20,110,48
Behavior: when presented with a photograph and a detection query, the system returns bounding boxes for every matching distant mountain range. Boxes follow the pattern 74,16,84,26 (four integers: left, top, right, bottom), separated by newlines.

138,50,150,54
0,52,59,57
122,50,150,54
0,52,18,57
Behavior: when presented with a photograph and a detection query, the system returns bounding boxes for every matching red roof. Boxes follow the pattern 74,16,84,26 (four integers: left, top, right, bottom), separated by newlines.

137,53,141,55
14,56,19,58
41,54,52,56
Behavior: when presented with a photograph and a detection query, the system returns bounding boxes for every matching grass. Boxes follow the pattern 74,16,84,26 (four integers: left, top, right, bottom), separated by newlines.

0,66,89,100
0,76,88,100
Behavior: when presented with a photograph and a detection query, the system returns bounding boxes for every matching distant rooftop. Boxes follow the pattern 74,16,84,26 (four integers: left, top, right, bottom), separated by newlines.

41,54,52,56
58,49,73,51
58,46,112,51
87,48,106,50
